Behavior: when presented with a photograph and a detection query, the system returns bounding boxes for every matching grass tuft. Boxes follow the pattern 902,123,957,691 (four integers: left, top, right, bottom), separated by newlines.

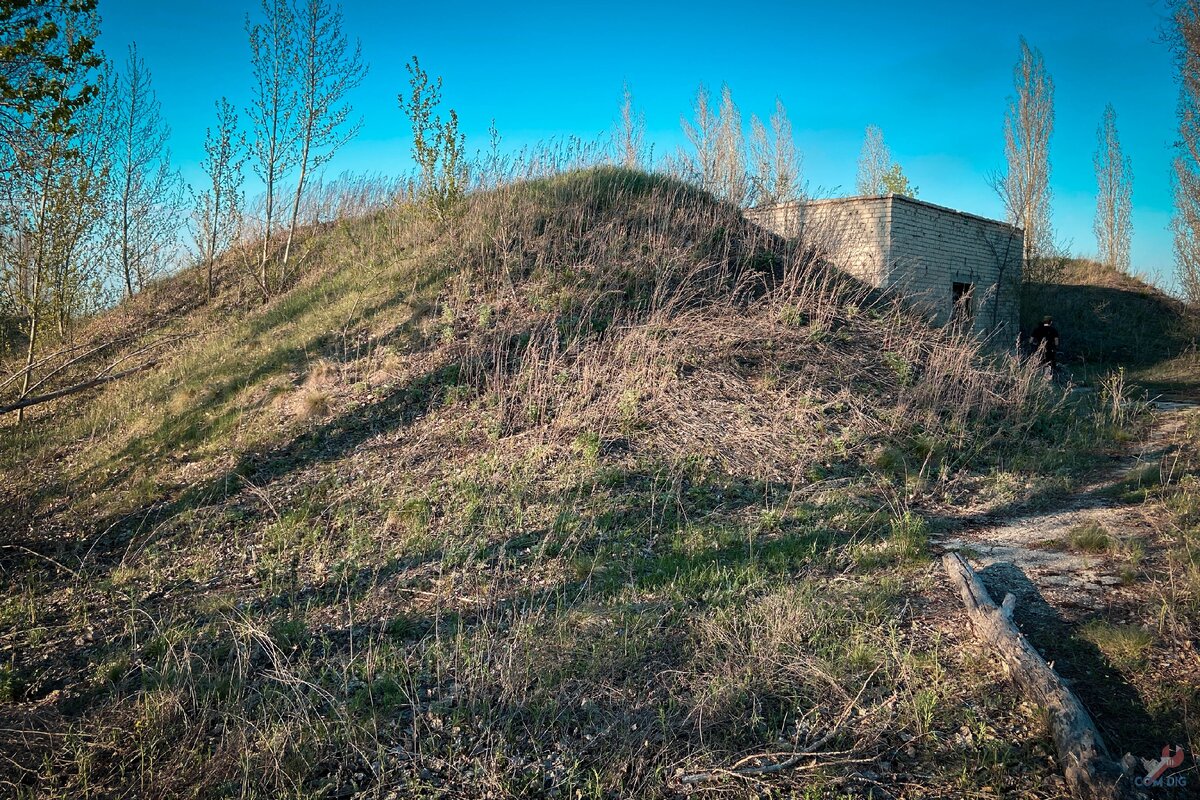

1067,521,1112,553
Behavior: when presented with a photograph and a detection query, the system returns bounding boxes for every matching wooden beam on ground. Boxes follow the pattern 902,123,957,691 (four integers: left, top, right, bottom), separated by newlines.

942,551,1138,800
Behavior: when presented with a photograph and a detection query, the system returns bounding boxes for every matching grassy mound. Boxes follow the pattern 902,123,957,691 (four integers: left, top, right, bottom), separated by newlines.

1021,258,1197,367
0,168,1132,798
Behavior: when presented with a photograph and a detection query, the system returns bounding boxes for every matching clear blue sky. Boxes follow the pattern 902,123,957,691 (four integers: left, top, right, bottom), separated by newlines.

97,0,1180,286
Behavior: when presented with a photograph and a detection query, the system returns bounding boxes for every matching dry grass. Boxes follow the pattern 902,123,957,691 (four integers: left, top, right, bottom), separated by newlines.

0,167,1130,799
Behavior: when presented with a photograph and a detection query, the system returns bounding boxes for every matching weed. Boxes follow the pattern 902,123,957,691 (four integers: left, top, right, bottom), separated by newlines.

0,661,24,702
890,511,930,562
884,351,915,386
573,430,602,467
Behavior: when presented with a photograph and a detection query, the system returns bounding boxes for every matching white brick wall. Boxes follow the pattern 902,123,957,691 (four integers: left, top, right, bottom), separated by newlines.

746,195,1023,340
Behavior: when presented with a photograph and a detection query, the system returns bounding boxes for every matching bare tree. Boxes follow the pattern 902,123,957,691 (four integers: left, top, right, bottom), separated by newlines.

108,43,183,298
281,0,366,271
714,85,747,206
855,124,890,195
749,99,803,206
246,0,298,301
748,114,771,205
614,81,646,170
680,83,718,193
1171,1,1200,304
195,98,245,300
996,37,1055,275
1093,103,1132,274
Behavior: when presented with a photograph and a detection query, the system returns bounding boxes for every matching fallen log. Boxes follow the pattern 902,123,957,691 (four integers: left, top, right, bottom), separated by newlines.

0,360,158,415
942,551,1136,800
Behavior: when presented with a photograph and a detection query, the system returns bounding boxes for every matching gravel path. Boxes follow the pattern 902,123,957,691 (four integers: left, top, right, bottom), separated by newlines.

940,401,1198,619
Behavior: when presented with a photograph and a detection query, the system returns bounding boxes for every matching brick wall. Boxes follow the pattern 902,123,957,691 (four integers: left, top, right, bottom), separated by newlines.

746,196,891,286
887,196,1022,341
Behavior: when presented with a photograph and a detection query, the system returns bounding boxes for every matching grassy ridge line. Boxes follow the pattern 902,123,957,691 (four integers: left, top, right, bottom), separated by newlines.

0,168,1130,798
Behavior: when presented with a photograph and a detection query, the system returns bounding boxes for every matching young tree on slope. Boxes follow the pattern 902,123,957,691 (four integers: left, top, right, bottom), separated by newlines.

194,98,245,301
749,98,804,207
246,0,298,300
280,0,366,273
109,43,183,298
680,83,748,206
0,4,105,421
680,83,717,196
713,85,747,207
614,81,646,170
398,56,466,220
1171,1,1200,304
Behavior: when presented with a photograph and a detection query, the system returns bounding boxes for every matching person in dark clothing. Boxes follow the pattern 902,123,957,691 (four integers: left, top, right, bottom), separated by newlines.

1029,316,1059,369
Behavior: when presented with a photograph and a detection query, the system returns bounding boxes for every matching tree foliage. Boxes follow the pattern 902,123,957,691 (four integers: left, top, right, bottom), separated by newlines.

399,55,466,220
0,0,101,165
881,163,917,198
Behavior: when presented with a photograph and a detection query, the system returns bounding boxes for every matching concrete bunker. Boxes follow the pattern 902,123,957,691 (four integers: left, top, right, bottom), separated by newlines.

747,194,1023,340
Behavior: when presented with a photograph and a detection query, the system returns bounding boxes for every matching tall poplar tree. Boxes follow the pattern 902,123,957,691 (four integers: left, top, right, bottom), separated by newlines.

997,37,1055,276
1093,103,1132,274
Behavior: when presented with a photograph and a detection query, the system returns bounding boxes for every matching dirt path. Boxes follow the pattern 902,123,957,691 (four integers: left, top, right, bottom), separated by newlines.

939,401,1198,621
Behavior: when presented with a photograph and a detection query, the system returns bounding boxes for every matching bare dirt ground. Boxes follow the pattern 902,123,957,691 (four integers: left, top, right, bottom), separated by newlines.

938,402,1200,794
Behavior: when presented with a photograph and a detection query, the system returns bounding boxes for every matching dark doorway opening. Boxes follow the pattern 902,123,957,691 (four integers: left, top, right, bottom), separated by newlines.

952,282,974,325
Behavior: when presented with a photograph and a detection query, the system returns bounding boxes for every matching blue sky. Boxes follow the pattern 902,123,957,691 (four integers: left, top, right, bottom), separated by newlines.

97,0,1179,286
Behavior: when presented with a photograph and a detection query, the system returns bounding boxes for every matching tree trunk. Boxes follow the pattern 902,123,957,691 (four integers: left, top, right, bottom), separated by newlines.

282,135,311,274
17,293,40,427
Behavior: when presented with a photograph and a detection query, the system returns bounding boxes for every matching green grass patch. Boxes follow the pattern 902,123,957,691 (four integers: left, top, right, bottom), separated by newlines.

1078,621,1154,671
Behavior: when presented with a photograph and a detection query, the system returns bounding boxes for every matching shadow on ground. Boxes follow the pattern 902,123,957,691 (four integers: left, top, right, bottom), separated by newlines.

977,562,1161,762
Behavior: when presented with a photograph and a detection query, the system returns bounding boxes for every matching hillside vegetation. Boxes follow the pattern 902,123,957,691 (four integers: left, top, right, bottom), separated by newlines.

1022,259,1200,393
0,169,1144,798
